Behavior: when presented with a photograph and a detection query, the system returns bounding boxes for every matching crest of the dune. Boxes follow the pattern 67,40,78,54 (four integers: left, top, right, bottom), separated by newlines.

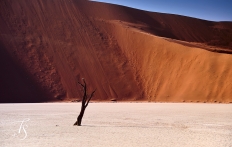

0,0,232,103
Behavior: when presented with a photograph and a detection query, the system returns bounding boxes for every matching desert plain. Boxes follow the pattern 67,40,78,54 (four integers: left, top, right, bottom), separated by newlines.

0,103,232,147
1,0,232,146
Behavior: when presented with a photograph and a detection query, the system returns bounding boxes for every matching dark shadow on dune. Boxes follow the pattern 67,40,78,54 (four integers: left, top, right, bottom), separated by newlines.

165,38,232,54
0,42,48,103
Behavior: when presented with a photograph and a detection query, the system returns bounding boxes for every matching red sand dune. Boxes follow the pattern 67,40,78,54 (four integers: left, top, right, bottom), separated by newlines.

0,0,232,103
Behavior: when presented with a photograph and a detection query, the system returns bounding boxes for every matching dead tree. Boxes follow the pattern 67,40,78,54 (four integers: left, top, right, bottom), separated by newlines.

74,78,96,126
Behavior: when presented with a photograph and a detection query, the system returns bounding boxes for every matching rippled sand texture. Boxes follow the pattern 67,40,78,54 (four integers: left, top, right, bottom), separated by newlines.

1,103,232,147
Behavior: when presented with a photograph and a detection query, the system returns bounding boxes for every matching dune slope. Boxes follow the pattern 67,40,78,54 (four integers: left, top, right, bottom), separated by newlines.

0,0,232,103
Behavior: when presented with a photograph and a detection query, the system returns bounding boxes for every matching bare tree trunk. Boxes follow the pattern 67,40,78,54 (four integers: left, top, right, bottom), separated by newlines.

74,78,96,126
76,107,85,126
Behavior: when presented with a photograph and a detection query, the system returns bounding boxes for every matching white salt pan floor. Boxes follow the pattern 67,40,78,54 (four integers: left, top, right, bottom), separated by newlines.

0,103,232,147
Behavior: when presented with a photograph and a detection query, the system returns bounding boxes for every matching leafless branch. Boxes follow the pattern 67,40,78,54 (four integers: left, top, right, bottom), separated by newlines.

85,89,96,107
74,79,96,126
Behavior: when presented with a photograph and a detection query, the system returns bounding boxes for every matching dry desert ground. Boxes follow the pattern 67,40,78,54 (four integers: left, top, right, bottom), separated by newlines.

1,0,232,103
0,103,232,147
